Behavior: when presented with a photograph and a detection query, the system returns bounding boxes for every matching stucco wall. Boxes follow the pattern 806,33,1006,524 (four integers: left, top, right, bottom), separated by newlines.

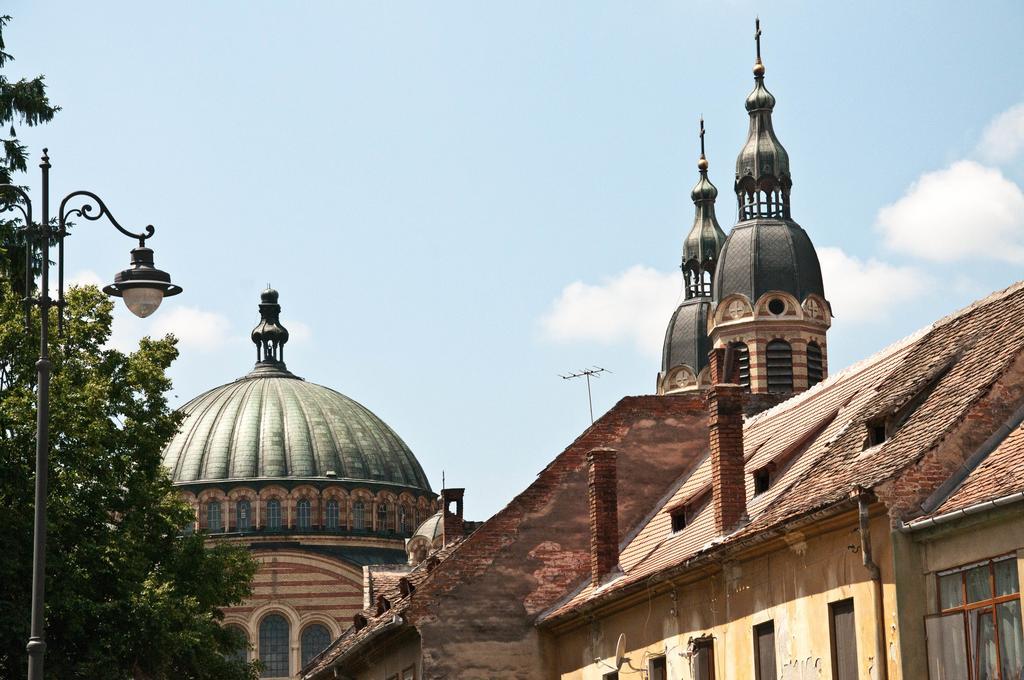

895,507,1024,679
553,510,897,680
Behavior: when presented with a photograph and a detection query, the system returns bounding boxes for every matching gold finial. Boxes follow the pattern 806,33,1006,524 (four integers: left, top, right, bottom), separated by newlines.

698,117,708,171
753,17,765,76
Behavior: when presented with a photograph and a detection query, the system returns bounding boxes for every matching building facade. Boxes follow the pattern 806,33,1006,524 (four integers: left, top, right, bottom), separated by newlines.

160,289,439,678
299,20,1024,680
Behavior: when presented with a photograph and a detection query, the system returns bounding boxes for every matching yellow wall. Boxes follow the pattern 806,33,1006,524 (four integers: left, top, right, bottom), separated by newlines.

553,511,897,680
895,507,1024,679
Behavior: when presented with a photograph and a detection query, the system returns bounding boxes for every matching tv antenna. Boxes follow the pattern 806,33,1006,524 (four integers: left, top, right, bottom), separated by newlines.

560,366,611,424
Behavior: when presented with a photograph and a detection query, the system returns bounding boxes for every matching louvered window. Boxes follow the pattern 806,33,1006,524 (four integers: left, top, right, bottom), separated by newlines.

807,342,824,387
766,340,793,393
730,342,751,388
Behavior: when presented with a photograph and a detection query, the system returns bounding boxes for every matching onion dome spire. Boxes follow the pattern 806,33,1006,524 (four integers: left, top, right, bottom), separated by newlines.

251,287,290,370
683,118,727,299
735,17,792,221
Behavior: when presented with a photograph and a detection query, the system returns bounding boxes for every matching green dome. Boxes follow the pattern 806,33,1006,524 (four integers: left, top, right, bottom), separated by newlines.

161,289,432,492
162,369,431,491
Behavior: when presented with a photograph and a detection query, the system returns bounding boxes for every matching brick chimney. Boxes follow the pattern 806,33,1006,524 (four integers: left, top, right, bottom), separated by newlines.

441,488,465,545
587,448,619,586
707,348,747,534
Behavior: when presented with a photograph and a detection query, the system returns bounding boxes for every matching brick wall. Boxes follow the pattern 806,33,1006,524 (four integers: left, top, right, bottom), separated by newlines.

587,448,618,585
405,394,710,680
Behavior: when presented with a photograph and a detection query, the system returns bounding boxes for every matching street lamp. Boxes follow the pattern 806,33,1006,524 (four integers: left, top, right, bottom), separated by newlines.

0,148,182,680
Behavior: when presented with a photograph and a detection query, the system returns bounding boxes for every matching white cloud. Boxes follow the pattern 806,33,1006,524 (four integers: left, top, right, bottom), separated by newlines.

977,103,1024,165
875,160,1024,263
540,265,681,358
818,247,931,322
107,305,231,354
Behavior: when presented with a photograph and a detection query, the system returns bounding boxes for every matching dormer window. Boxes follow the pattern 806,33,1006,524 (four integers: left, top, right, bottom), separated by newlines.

753,468,772,496
867,422,887,447
671,506,691,533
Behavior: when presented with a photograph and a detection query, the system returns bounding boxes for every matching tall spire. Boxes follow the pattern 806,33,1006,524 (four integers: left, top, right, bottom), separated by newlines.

683,118,727,299
735,17,792,222
251,287,290,368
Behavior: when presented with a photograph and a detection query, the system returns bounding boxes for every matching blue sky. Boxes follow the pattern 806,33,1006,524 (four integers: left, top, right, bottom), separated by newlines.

8,1,1024,520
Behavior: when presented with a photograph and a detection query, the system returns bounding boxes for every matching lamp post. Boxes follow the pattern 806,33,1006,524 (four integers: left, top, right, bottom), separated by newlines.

0,149,182,680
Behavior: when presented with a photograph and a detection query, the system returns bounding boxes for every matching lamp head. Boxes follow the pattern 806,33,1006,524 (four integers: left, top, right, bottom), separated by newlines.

103,246,182,318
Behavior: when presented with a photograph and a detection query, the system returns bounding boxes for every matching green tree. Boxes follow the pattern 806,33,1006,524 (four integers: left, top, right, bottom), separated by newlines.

0,14,59,294
0,283,260,679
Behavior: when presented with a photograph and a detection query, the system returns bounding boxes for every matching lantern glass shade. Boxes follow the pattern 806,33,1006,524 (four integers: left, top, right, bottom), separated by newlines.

121,286,166,318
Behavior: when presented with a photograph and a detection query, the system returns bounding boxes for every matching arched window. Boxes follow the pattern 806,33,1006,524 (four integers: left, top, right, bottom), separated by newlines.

352,501,365,531
377,503,389,532
296,498,311,530
729,342,751,388
399,505,409,534
300,624,331,667
266,499,281,531
325,499,339,530
225,624,248,665
807,342,824,387
207,501,222,533
237,499,251,532
766,339,794,393
258,614,289,677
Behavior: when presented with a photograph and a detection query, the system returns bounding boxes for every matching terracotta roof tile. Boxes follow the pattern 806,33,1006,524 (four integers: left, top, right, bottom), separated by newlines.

543,281,1024,622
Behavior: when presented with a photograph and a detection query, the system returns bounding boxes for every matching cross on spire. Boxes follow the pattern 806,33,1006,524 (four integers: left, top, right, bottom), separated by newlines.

699,116,706,159
755,17,762,63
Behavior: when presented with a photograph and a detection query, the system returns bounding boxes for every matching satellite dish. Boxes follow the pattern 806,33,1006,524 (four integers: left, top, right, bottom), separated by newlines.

614,633,626,669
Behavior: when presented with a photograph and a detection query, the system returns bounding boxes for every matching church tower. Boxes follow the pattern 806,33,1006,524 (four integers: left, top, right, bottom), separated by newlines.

708,19,831,394
658,120,728,394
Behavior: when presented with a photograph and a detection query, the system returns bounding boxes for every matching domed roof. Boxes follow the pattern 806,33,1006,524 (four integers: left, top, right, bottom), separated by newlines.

712,219,824,306
162,371,431,490
161,290,432,492
411,510,443,544
662,298,713,374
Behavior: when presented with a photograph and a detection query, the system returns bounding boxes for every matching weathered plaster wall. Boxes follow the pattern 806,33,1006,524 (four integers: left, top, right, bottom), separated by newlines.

554,511,897,680
408,395,712,680
895,508,1024,679
346,630,422,680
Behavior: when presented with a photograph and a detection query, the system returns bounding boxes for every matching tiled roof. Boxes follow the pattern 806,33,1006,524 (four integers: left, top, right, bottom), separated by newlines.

544,280,1024,623
301,540,464,678
932,420,1024,515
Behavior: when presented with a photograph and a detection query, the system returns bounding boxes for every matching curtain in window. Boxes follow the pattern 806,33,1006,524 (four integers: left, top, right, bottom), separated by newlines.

998,600,1023,679
970,608,999,680
926,613,968,679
